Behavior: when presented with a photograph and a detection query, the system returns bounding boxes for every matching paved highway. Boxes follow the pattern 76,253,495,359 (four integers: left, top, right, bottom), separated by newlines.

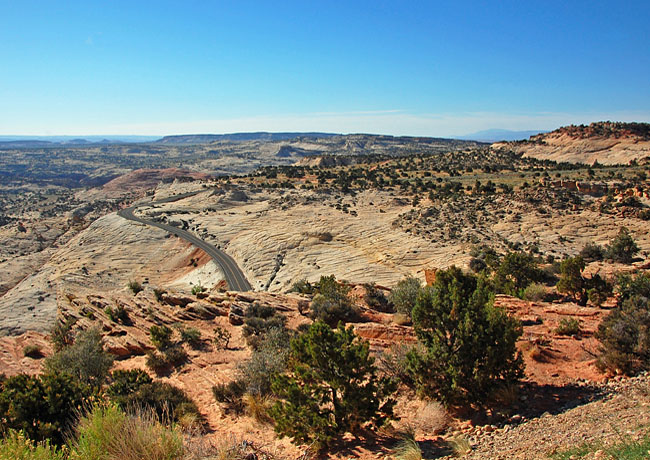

117,192,252,291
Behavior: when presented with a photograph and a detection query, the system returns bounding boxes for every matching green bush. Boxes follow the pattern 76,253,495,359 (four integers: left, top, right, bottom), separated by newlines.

50,317,76,352
269,321,396,449
177,326,202,349
44,328,113,388
149,325,174,351
579,242,605,262
0,372,90,444
407,267,524,405
605,227,640,264
289,278,314,295
555,317,581,336
242,304,287,349
127,280,143,295
191,283,205,295
596,273,650,375
0,431,65,460
522,283,547,302
212,379,247,414
104,304,130,324
388,276,423,318
556,256,587,305
239,327,292,396
145,346,188,375
309,275,359,327
494,251,544,297
363,282,392,312
106,369,152,401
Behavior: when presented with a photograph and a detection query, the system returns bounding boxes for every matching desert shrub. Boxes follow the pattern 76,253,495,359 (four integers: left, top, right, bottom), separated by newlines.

0,372,90,444
364,282,392,312
23,344,43,359
468,245,501,273
145,346,188,375
494,251,544,297
107,369,151,397
596,273,650,375
269,321,396,448
388,276,423,318
556,256,587,305
289,278,314,295
0,431,65,460
70,404,184,460
153,288,166,302
177,326,202,350
378,343,416,388
212,380,246,414
127,280,143,295
407,267,524,405
242,304,287,349
44,328,113,387
309,275,359,326
149,325,174,351
191,283,205,296
555,317,581,336
239,327,292,396
50,317,76,352
586,274,613,306
104,304,130,324
522,283,547,302
213,326,231,349
605,227,640,263
579,242,605,262
243,393,273,424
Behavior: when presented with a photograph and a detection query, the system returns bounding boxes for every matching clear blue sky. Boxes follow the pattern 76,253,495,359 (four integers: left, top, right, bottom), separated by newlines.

1,1,648,136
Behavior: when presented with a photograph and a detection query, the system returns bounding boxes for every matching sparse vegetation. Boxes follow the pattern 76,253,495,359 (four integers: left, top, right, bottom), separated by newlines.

605,227,640,264
555,317,581,336
270,321,396,448
127,280,143,295
23,344,43,359
407,267,524,405
213,326,231,349
309,275,359,326
388,276,423,318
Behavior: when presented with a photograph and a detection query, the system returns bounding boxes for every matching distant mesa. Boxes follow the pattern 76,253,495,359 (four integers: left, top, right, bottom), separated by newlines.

492,121,650,165
155,132,339,145
102,168,212,193
457,129,545,143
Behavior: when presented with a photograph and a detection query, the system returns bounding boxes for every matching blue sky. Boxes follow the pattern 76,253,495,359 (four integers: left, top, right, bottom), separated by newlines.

1,1,648,136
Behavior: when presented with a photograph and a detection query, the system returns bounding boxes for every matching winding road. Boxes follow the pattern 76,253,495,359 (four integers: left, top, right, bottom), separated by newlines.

117,191,252,291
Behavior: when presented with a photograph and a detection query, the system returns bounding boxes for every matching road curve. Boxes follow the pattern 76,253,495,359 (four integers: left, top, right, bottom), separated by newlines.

117,192,252,291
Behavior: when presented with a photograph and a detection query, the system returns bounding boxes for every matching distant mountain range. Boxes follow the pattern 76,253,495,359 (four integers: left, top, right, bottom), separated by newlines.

456,129,545,142
0,135,160,148
155,132,340,144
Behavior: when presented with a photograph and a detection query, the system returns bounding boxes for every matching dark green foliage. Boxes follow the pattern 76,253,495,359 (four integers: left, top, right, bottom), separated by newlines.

556,256,587,305
289,278,314,295
50,317,76,352
0,372,90,445
579,242,605,262
104,304,130,324
596,273,650,375
586,274,613,306
309,275,359,327
388,276,423,318
242,303,287,349
177,326,202,349
239,327,292,396
44,328,113,387
127,280,143,295
106,369,152,400
407,267,524,406
153,288,166,302
363,282,392,312
555,317,582,336
494,251,544,297
145,346,188,374
149,325,174,351
212,379,247,414
107,369,199,422
269,321,396,448
605,227,640,264
468,245,501,273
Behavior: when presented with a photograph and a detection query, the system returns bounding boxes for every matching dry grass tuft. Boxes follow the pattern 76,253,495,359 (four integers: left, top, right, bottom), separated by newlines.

243,393,273,424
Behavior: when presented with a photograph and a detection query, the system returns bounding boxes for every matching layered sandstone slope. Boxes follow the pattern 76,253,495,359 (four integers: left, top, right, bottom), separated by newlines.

0,212,224,336
492,121,650,165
